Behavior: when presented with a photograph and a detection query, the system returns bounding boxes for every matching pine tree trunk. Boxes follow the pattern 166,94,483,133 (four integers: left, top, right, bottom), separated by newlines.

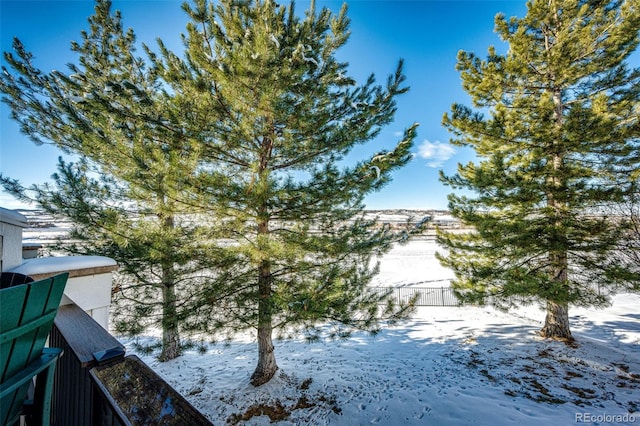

251,315,278,386
539,251,574,341
250,134,278,386
160,280,182,361
159,212,181,361
251,255,278,386
539,299,573,341
538,77,574,342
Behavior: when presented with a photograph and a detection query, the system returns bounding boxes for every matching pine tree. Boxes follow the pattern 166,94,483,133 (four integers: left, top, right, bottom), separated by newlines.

0,1,226,360
438,0,640,341
2,0,416,383
157,0,417,385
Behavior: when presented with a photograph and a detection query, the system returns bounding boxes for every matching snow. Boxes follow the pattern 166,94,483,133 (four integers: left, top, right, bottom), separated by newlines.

116,240,640,425
10,213,639,424
67,94,85,103
18,209,72,245
0,207,27,227
123,296,640,425
371,240,454,287
270,34,280,49
8,255,117,276
369,165,381,180
302,54,319,66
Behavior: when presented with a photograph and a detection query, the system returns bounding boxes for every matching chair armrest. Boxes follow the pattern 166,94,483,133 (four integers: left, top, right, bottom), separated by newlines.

0,348,63,396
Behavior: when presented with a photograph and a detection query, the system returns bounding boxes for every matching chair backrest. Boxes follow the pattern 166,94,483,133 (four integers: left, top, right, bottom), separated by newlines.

0,273,34,290
0,273,68,424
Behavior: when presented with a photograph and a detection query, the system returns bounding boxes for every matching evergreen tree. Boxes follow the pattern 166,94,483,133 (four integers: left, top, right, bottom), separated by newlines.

158,0,417,385
438,0,640,341
0,1,227,361
2,0,416,383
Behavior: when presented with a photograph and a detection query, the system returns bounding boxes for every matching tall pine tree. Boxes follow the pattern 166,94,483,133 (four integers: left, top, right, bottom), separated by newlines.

2,0,417,384
438,0,640,341
0,1,230,360
157,0,417,385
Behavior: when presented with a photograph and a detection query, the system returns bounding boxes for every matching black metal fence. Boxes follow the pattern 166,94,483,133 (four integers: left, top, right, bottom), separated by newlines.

369,287,461,306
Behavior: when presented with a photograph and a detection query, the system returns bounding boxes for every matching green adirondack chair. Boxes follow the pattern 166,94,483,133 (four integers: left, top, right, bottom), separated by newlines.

0,273,68,426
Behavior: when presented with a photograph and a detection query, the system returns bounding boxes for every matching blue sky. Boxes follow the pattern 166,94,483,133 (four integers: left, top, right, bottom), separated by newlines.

0,0,528,210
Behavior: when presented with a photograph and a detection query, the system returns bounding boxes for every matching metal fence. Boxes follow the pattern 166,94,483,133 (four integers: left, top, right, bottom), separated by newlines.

368,287,461,307
369,285,610,307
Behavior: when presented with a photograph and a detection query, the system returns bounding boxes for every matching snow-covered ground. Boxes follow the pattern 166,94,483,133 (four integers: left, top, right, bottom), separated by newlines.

118,241,640,425
9,211,639,424
371,239,454,287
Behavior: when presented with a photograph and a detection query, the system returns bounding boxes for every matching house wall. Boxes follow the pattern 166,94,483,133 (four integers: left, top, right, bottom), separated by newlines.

1,207,118,330
8,255,118,330
0,207,27,272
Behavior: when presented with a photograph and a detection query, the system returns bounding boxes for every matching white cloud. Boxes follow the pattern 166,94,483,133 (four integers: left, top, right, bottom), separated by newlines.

416,140,455,168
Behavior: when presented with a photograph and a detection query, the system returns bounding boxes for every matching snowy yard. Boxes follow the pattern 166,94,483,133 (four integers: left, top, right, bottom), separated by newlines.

370,238,454,288
119,240,640,425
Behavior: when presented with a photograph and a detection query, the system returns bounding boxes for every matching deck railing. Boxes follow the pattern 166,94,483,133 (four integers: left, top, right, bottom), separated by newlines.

49,303,212,425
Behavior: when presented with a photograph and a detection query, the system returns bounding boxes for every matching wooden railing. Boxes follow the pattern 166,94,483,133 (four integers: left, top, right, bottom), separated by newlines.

49,303,212,425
